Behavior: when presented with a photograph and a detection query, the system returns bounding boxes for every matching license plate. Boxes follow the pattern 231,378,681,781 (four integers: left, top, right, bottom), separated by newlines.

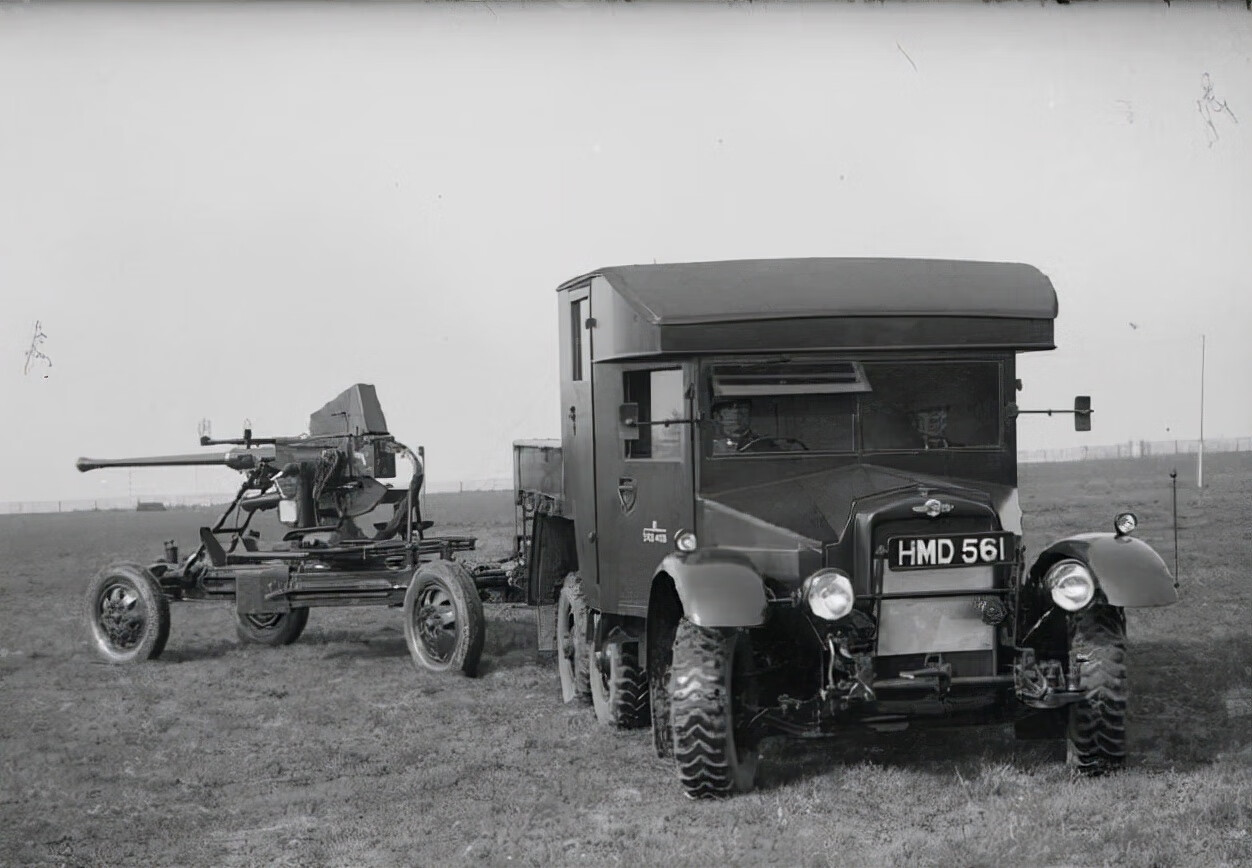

887,531,1014,570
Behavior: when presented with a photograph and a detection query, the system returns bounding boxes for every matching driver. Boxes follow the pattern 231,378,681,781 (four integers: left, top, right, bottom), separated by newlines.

711,399,766,454
913,406,951,449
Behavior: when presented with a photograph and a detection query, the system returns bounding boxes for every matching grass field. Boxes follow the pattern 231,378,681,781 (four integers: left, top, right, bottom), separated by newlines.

2,457,1250,867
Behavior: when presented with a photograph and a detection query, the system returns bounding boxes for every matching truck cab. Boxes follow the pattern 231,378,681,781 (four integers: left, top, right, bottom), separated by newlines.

522,258,1176,798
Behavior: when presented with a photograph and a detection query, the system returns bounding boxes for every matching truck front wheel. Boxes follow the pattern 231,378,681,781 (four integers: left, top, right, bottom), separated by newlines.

1067,604,1128,775
670,619,759,798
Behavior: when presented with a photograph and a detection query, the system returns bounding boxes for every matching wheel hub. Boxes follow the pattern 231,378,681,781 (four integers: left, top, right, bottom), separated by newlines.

415,591,457,662
99,584,143,648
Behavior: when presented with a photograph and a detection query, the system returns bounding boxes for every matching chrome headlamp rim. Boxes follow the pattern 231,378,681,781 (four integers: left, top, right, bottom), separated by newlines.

674,529,698,552
1114,512,1138,537
802,568,855,622
1044,559,1096,612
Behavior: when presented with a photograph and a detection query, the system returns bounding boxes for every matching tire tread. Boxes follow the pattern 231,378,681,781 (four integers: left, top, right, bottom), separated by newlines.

403,560,486,677
557,576,592,703
670,619,756,799
1067,604,1128,775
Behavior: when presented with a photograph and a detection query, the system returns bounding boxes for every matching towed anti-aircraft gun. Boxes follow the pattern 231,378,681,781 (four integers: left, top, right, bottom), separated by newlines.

76,384,491,675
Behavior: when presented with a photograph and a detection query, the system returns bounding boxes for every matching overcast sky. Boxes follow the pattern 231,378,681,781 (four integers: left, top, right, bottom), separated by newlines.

2,2,1250,504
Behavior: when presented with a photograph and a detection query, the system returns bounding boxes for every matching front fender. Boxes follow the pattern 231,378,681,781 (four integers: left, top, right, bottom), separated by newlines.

656,549,768,628
1029,533,1177,607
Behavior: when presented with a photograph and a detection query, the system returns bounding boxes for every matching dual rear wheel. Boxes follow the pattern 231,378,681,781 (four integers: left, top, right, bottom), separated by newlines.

591,641,649,729
556,576,592,703
555,581,759,799
555,578,649,729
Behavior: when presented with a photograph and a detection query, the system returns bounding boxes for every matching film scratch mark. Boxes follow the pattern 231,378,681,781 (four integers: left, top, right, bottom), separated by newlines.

24,320,52,377
1198,73,1238,147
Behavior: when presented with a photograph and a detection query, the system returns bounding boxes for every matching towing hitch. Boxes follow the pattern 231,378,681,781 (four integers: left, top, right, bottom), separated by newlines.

898,655,954,697
1015,647,1087,708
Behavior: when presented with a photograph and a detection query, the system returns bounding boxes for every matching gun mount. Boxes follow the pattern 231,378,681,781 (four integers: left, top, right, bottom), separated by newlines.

78,384,493,678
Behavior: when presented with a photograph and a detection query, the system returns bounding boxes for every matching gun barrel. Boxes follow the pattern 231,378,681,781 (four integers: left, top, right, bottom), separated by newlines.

76,446,274,473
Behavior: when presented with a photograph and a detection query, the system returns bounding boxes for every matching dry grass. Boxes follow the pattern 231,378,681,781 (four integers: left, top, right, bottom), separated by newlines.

2,455,1250,867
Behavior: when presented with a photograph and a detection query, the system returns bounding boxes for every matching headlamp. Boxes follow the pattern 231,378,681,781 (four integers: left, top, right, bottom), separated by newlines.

1114,512,1137,537
1044,559,1095,612
803,569,855,621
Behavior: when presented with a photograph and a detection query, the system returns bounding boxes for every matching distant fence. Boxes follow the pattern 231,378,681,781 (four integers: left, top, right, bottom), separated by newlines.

426,477,513,494
1018,436,1252,464
0,478,515,516
3,441,1247,516
0,493,236,516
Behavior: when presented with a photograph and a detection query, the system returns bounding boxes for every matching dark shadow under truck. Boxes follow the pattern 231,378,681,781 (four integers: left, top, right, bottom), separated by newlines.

515,258,1178,798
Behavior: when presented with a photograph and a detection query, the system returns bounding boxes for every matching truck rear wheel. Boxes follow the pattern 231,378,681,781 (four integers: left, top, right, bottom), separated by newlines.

670,619,759,799
236,609,309,646
557,576,591,703
85,562,170,664
590,641,650,728
650,619,678,758
1067,604,1128,775
404,560,485,677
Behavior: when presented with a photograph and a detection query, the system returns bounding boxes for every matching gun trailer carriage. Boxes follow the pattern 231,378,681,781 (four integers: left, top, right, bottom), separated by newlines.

514,258,1177,798
77,384,490,676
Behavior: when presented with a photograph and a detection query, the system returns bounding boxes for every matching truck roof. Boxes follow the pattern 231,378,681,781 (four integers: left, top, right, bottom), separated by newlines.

558,258,1059,358
559,258,1057,324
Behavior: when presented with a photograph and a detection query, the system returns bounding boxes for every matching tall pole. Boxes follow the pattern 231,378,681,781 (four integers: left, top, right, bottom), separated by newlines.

1198,334,1206,489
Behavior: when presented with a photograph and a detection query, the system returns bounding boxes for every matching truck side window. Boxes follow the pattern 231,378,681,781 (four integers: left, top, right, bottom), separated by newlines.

571,298,591,381
625,369,684,460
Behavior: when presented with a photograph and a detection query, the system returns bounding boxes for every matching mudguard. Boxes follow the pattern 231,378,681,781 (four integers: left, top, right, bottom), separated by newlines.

1029,533,1177,607
656,549,768,628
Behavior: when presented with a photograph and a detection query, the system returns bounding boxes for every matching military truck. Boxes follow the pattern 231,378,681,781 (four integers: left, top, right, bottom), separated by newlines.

515,258,1177,799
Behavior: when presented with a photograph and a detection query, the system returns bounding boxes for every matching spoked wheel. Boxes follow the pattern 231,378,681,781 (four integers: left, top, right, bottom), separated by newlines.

403,560,485,677
84,563,171,664
1067,603,1128,775
590,640,650,729
670,619,760,799
557,575,591,704
235,608,310,646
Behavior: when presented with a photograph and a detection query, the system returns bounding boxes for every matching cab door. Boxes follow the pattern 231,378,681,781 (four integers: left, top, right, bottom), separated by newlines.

560,286,599,606
593,362,696,616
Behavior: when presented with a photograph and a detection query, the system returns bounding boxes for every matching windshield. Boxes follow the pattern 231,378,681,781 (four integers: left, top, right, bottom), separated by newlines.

705,360,1003,457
